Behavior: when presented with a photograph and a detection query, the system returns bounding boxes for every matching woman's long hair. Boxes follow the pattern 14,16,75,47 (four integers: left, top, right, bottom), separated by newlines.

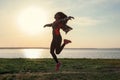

55,12,67,20
55,12,73,34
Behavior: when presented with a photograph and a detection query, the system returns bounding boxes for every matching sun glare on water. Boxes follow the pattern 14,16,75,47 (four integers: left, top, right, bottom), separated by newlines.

17,6,48,35
23,49,43,58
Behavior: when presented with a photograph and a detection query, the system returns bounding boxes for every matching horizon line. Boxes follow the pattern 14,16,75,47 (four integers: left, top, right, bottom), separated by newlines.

0,47,120,49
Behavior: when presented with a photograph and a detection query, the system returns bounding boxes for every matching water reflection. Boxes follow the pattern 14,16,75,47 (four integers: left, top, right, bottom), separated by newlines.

0,49,120,59
22,49,43,58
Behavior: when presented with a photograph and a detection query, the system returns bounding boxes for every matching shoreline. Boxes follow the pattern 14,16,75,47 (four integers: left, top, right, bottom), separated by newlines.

0,58,120,59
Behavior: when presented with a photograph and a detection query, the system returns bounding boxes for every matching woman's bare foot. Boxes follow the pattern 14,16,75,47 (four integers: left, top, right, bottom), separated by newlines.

64,39,72,44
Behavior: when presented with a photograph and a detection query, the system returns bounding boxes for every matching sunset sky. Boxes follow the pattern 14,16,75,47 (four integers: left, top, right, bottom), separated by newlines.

0,0,120,48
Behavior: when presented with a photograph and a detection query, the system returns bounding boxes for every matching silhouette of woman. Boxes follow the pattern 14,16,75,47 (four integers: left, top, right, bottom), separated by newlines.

44,12,74,71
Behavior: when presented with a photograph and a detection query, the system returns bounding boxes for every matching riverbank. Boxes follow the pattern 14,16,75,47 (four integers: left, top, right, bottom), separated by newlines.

0,58,120,80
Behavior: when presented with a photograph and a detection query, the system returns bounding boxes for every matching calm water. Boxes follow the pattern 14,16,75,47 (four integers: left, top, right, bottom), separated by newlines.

0,48,120,59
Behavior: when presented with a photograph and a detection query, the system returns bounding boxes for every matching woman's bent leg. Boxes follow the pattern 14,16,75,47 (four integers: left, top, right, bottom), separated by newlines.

56,43,65,54
56,39,71,54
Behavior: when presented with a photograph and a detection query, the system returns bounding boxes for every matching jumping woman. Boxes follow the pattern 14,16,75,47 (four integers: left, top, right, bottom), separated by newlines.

44,12,74,71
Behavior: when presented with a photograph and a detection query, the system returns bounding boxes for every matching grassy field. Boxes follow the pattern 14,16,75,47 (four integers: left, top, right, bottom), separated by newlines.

0,58,120,80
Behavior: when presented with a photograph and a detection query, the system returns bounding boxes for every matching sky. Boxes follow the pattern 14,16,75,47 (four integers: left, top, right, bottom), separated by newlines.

0,0,120,48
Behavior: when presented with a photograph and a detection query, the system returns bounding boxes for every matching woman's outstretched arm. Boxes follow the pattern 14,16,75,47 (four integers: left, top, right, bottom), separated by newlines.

59,16,74,22
64,16,74,21
43,23,52,28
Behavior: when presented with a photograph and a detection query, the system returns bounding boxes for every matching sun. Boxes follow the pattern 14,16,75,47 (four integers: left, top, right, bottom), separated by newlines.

17,6,48,35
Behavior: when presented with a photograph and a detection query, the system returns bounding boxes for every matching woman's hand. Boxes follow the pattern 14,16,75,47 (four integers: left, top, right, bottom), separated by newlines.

68,16,74,20
43,24,47,28
43,23,52,28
